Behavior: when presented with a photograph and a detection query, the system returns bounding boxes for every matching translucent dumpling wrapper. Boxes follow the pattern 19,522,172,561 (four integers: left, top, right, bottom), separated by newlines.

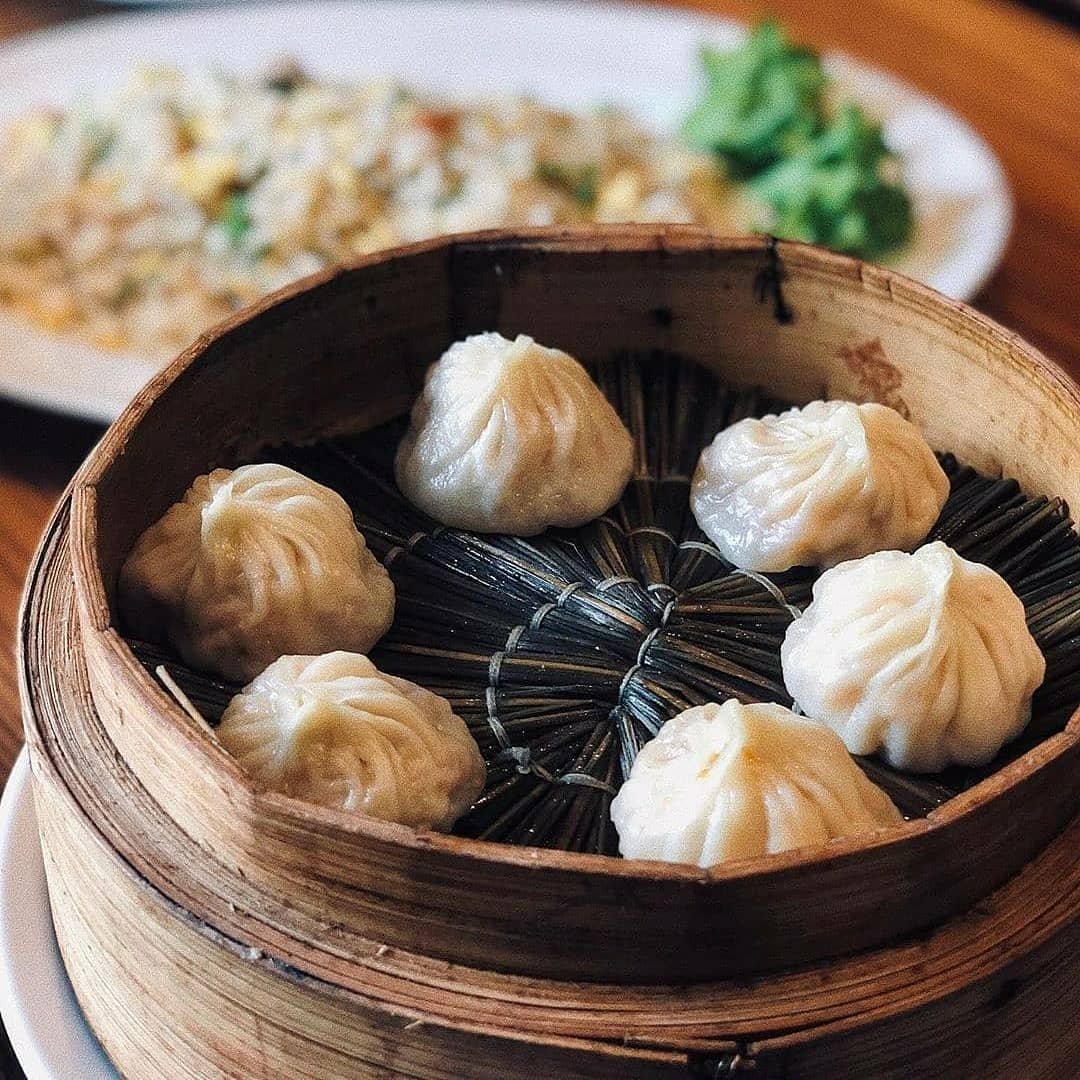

690,399,950,571
394,332,635,535
781,542,1046,773
217,652,486,830
609,700,901,867
119,463,395,682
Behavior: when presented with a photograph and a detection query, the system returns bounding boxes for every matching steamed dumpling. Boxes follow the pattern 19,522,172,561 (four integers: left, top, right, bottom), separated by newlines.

217,652,485,829
609,700,901,867
690,400,949,571
119,463,395,681
781,542,1046,772
394,332,634,535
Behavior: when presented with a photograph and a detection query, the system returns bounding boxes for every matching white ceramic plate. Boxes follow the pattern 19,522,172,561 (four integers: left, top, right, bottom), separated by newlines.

0,0,1011,423
0,751,118,1079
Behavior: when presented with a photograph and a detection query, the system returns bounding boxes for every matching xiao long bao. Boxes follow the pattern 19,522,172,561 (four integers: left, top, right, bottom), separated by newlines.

609,700,902,867
119,463,395,682
217,653,486,830
690,400,950,571
781,542,1046,773
394,332,635,535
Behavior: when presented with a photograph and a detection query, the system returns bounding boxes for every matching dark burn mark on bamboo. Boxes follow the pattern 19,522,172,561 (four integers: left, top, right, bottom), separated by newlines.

126,353,1080,856
754,235,794,325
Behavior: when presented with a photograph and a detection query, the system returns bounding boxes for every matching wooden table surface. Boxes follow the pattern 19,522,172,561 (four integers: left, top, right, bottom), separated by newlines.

0,0,1076,777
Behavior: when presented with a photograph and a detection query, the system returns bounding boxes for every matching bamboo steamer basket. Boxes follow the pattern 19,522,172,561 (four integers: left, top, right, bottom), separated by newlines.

63,228,1080,986
21,497,1080,1078
17,227,1080,1075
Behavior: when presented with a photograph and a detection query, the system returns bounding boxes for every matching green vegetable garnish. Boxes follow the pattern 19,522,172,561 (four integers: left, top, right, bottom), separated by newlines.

435,173,465,208
536,160,599,209
683,21,824,177
110,275,138,310
750,105,912,259
220,191,252,247
266,74,301,95
85,123,116,170
683,20,912,259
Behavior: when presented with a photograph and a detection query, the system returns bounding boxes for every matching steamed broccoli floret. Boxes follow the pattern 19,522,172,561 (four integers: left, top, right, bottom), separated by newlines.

751,105,912,258
684,21,913,259
683,22,825,176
